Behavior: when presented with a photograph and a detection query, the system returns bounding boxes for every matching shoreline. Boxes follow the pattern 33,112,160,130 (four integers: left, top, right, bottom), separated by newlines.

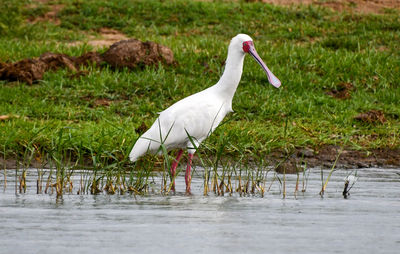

271,145,400,173
1,145,399,173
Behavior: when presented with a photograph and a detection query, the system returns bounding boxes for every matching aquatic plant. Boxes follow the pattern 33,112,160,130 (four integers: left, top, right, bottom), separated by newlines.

320,148,343,197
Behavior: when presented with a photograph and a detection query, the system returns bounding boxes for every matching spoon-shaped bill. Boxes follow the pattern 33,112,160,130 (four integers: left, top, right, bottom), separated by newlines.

243,41,281,88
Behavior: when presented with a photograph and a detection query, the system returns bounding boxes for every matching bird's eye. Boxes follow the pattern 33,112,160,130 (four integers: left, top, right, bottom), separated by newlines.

243,41,250,53
242,41,252,53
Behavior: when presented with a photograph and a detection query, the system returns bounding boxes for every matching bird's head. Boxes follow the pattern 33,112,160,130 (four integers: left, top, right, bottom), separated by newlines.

231,34,281,88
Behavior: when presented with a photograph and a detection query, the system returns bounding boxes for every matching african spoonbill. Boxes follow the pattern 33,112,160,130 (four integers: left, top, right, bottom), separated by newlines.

129,34,281,193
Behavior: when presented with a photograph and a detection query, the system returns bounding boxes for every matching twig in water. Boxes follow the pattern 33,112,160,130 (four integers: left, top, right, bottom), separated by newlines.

282,166,286,199
294,166,300,198
302,163,309,192
267,173,276,192
2,147,6,191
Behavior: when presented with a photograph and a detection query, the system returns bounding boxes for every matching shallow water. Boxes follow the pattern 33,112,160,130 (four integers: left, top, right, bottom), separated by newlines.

1,168,399,254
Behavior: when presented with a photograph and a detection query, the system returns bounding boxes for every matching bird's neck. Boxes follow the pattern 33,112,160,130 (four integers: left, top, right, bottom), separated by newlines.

214,49,245,100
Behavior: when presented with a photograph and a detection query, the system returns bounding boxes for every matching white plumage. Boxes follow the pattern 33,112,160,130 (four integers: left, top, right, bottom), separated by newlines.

129,34,281,193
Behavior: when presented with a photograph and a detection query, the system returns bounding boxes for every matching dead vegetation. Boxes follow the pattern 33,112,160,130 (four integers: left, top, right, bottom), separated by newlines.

327,82,354,99
354,109,386,124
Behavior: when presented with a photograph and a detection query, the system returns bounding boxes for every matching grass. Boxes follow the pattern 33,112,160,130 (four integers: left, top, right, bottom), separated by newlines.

1,0,399,173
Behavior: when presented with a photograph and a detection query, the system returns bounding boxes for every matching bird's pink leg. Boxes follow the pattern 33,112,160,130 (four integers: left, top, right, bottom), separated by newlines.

171,149,183,191
185,153,194,194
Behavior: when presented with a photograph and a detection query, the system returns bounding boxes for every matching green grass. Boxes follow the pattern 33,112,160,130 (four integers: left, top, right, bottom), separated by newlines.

1,0,399,168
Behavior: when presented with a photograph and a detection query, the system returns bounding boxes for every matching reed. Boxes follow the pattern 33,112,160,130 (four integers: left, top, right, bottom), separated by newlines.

301,162,310,193
2,145,6,191
2,146,353,199
320,148,343,197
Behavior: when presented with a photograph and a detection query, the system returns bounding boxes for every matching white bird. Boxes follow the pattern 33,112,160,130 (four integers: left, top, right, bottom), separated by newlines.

129,34,281,193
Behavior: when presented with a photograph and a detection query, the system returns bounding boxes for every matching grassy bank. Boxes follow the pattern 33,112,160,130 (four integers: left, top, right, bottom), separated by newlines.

1,0,399,169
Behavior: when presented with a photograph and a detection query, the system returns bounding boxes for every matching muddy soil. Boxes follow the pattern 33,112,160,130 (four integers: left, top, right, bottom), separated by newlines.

102,39,175,69
258,0,400,14
26,3,63,25
0,39,175,85
1,145,399,172
273,145,400,173
326,82,354,100
354,110,386,124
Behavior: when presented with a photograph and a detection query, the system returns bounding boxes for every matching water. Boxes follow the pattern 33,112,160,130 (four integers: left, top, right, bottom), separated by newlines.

1,168,399,254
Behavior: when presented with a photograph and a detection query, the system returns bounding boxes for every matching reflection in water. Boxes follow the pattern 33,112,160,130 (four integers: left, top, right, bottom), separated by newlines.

0,168,399,254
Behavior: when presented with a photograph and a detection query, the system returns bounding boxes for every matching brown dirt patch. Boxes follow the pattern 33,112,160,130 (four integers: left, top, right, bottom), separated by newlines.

0,52,80,85
93,98,112,107
0,58,48,85
272,145,400,173
88,28,129,48
81,96,113,107
32,0,53,3
327,82,354,99
26,1,129,48
354,110,386,124
102,39,175,69
40,52,77,71
247,0,400,14
68,28,130,49
27,3,64,25
2,145,399,171
0,39,175,85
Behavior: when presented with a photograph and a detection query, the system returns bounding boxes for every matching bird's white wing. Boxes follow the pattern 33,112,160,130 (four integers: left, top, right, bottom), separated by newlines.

159,89,227,145
129,88,229,161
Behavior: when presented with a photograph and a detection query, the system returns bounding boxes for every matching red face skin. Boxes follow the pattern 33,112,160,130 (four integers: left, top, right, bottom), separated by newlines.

242,41,254,53
242,40,281,88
